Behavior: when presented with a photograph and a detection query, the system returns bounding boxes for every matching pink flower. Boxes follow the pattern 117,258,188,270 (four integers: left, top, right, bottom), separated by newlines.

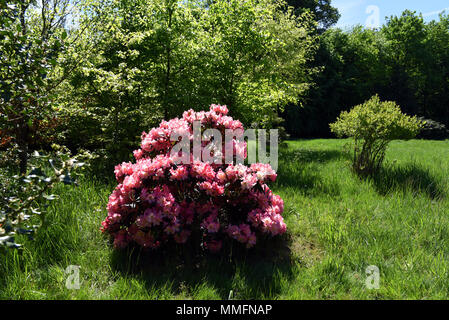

205,240,222,253
198,181,225,196
164,220,180,234
139,188,152,203
138,208,163,227
170,166,189,180
114,162,134,183
270,214,287,236
122,174,141,193
271,195,284,214
241,174,258,190
201,213,220,233
133,149,144,160
247,209,263,227
250,163,277,182
109,213,121,224
102,104,286,252
210,104,229,115
113,230,129,249
216,170,227,183
226,224,254,244
192,162,216,180
182,109,196,123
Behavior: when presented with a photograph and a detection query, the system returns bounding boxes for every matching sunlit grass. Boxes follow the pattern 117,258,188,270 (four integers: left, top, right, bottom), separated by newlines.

1,139,448,299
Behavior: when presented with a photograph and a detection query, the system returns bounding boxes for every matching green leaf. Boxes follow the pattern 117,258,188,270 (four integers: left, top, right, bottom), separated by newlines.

43,194,58,200
60,175,75,185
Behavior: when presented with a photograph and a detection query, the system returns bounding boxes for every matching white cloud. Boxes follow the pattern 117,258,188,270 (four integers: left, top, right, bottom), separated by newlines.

333,0,366,12
422,7,449,17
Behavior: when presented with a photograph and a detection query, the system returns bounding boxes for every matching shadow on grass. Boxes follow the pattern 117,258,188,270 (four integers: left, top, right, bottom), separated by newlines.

371,163,444,199
278,148,345,164
109,234,297,299
275,148,344,197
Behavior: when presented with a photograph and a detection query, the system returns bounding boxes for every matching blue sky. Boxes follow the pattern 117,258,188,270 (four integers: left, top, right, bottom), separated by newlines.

332,0,449,29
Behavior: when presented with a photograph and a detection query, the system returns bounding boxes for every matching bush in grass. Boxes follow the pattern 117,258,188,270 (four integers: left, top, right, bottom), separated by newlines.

330,95,423,176
0,147,88,250
101,105,286,253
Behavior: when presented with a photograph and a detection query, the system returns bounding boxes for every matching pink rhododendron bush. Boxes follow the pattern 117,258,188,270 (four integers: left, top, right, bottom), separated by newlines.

101,104,286,253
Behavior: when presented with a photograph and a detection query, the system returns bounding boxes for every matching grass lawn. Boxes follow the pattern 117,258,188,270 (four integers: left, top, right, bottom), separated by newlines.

1,138,449,299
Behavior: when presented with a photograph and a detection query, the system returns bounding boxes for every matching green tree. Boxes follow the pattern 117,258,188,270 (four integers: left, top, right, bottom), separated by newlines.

0,0,72,173
59,0,207,164
287,0,340,31
202,0,318,127
381,10,428,115
421,13,449,125
284,10,449,138
284,25,386,137
61,0,318,163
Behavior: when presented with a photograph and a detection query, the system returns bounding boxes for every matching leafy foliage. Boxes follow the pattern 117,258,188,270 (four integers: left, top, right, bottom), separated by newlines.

330,95,423,176
284,25,385,138
287,0,340,31
416,117,449,140
0,148,89,250
58,0,317,166
0,0,74,173
285,11,449,139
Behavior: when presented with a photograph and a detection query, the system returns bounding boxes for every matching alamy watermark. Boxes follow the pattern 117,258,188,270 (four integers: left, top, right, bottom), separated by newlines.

365,5,380,29
169,121,279,170
365,265,380,289
65,265,80,290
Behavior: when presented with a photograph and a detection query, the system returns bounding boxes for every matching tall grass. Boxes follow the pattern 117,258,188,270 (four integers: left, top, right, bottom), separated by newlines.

1,139,448,299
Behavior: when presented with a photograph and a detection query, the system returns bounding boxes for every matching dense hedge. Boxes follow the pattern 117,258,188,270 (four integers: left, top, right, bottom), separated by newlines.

330,95,423,176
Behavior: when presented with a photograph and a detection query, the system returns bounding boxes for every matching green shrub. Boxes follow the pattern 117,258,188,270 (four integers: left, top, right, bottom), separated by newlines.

0,147,89,250
330,95,423,176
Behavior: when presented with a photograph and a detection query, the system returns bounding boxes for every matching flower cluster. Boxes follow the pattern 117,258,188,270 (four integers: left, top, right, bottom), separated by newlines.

101,104,286,252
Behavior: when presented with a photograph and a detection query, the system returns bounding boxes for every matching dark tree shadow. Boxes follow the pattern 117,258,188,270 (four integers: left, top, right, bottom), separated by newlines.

278,148,345,164
275,168,341,198
274,148,345,197
371,163,445,199
109,234,297,299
